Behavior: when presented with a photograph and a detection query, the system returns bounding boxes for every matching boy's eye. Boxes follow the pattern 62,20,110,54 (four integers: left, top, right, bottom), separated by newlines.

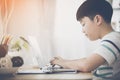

82,24,85,27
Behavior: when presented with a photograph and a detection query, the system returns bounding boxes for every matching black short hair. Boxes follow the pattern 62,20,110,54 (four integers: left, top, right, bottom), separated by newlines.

76,0,113,23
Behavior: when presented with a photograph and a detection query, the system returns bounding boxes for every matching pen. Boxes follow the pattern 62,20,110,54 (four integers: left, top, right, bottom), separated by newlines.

52,64,55,68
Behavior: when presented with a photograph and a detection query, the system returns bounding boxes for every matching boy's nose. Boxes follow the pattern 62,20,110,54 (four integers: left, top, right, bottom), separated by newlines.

82,28,85,33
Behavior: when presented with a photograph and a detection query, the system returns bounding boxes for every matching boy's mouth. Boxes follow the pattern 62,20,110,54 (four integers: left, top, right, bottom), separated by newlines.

85,34,87,36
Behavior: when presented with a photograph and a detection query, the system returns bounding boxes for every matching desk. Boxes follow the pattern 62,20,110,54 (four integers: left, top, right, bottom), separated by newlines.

1,73,93,80
0,67,93,80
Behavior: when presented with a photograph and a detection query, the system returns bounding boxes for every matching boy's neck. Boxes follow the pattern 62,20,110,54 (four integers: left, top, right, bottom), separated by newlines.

100,24,114,39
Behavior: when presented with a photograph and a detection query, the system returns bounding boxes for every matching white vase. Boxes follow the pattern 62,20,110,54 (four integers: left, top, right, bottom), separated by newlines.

0,55,19,74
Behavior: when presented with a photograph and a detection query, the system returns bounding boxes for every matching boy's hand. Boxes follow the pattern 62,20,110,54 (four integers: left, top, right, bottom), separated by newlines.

50,56,64,66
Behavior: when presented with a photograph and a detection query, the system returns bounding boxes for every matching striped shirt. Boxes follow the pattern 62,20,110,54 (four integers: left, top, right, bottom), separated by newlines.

93,31,120,80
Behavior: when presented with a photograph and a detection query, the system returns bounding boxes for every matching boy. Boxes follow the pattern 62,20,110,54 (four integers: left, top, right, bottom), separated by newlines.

50,0,120,80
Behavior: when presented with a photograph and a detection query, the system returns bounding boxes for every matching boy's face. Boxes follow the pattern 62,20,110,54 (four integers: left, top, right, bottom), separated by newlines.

80,16,100,41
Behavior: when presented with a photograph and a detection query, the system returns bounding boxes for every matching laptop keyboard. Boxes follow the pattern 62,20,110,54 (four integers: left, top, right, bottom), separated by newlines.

41,63,77,73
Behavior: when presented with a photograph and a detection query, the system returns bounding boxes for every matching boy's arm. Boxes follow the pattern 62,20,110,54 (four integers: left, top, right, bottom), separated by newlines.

50,54,106,72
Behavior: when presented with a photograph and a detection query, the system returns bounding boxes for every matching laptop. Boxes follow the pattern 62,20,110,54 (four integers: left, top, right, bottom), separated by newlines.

17,64,78,74
17,36,77,74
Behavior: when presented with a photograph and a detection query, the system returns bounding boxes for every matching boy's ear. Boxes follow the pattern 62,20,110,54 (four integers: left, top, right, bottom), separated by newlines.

94,15,102,25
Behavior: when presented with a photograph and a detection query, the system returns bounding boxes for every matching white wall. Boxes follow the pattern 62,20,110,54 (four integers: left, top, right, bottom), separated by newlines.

53,0,100,59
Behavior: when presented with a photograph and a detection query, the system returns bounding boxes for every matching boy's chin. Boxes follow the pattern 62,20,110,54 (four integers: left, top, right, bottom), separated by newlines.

88,37,98,41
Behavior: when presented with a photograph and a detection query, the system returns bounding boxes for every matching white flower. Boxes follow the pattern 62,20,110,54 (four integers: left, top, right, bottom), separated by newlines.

9,36,30,51
1,35,30,52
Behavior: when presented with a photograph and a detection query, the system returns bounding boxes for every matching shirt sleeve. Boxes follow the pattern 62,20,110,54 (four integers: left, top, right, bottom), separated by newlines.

93,40,119,65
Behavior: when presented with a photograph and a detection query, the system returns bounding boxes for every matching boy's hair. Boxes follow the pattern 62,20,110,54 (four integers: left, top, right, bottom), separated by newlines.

76,0,113,23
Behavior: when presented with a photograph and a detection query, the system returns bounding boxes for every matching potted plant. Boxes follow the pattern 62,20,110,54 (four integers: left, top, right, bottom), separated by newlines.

0,35,29,75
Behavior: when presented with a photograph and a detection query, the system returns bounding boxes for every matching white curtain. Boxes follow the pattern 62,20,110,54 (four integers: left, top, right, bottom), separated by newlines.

0,0,56,67
0,0,15,39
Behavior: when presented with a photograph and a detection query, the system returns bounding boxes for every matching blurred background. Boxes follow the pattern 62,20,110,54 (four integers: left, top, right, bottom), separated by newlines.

0,0,119,67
